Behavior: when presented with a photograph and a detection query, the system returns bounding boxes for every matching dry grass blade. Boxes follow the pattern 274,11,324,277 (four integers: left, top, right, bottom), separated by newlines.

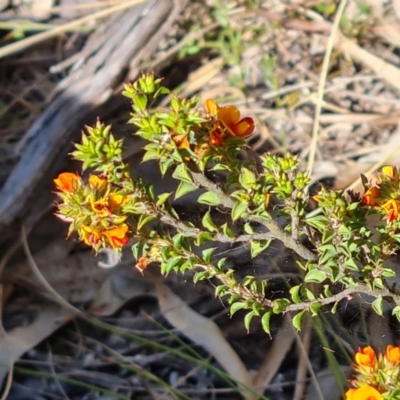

307,0,348,174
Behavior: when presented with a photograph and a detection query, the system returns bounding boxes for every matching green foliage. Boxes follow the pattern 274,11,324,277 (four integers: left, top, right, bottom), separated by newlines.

54,71,400,339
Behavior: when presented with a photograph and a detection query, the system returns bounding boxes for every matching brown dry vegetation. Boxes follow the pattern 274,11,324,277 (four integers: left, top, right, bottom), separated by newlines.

1,0,400,399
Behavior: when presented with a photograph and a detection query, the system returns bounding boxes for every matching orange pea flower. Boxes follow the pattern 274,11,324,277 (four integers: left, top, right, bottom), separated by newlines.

355,346,376,370
381,198,400,222
102,224,129,249
205,99,219,117
173,134,190,150
80,226,102,246
54,172,80,192
218,105,254,137
345,385,383,400
385,345,400,364
88,174,108,190
362,187,381,207
205,99,255,143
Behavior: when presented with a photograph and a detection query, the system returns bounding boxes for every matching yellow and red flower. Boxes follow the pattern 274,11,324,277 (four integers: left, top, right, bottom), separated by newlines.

102,224,129,248
205,99,254,146
355,346,376,371
381,166,398,180
80,225,102,247
362,187,381,207
54,172,80,192
381,199,400,222
345,385,383,400
79,224,129,249
385,345,400,364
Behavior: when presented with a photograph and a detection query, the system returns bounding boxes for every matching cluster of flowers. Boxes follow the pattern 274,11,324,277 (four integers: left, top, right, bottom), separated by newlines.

54,99,255,251
54,172,130,251
346,345,400,399
363,166,400,222
173,99,255,155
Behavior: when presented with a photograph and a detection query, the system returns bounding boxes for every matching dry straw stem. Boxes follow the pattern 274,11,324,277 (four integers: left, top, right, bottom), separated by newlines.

0,0,144,60
307,0,348,175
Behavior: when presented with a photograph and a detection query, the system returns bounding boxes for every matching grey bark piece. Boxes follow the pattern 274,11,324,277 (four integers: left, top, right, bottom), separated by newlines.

0,0,186,242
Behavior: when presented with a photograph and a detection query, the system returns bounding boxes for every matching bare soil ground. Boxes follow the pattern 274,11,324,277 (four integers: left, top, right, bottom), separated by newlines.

2,0,400,399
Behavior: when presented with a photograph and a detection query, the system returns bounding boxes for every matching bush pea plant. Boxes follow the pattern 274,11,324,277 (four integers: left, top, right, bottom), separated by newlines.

54,72,400,354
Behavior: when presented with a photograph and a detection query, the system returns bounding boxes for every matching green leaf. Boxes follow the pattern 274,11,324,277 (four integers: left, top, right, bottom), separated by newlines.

156,192,172,206
172,233,184,250
323,285,332,298
292,310,306,331
304,269,327,283
372,297,384,316
215,285,227,297
221,223,235,238
217,257,227,270
343,258,358,271
250,240,271,258
202,211,218,233
261,311,272,335
392,306,400,322
198,191,222,206
231,201,248,221
172,162,193,184
244,311,256,332
331,301,339,314
193,271,210,283
310,302,321,316
175,181,198,199
304,288,315,300
319,244,337,264
239,168,256,190
137,215,155,230
289,285,302,303
244,223,254,234
194,232,213,246
230,302,247,316
202,247,216,263
166,256,182,274
159,157,174,175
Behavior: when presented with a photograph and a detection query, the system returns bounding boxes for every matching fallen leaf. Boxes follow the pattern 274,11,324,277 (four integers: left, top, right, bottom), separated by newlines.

149,274,259,400
0,304,75,388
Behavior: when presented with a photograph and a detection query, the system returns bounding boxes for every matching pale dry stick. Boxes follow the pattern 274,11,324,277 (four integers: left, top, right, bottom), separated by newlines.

0,361,13,400
307,0,348,175
20,224,82,316
0,0,144,59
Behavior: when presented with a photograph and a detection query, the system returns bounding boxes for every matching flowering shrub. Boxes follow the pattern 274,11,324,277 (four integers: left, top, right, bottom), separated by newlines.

54,72,400,337
346,345,400,399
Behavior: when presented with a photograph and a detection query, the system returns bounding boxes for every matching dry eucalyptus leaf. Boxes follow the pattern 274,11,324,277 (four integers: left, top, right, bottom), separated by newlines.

149,275,259,400
0,304,75,388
